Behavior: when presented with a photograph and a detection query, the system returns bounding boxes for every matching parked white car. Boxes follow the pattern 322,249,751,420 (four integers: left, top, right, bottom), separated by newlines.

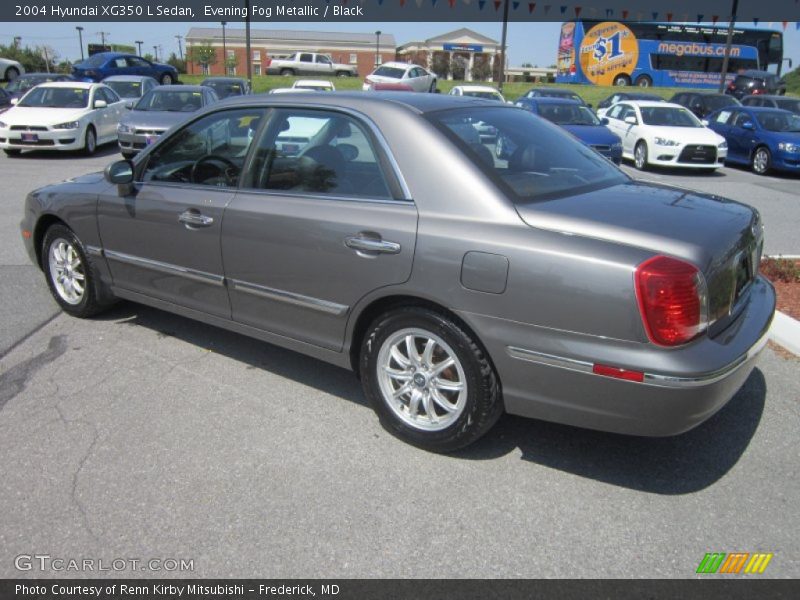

448,85,506,103
292,79,336,92
363,62,437,93
0,81,126,156
0,57,24,82
604,101,728,171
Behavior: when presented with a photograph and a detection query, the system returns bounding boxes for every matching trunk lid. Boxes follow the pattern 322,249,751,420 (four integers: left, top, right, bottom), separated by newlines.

515,180,763,331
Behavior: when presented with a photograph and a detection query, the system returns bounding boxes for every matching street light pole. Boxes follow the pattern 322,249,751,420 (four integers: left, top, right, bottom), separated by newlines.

153,45,158,61
498,0,510,92
375,30,381,68
221,21,227,75
98,31,110,49
718,0,740,94
175,35,183,61
76,26,84,61
245,1,252,84
135,41,143,56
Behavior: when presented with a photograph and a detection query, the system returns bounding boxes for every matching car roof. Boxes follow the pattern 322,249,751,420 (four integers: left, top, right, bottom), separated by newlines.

522,97,582,105
682,91,729,97
624,101,685,109
215,91,507,115
527,87,576,94
377,62,414,69
294,79,334,85
19,73,70,78
738,70,772,77
738,106,794,113
455,85,502,93
202,77,246,83
103,75,156,82
35,81,97,89
151,85,207,92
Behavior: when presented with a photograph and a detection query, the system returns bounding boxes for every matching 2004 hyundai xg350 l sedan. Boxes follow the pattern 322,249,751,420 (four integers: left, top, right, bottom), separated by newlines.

20,93,775,451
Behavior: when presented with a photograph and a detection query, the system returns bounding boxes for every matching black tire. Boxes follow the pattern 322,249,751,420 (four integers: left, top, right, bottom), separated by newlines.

5,66,19,82
613,74,631,86
635,75,653,88
280,69,294,77
429,80,437,93
360,307,503,452
336,71,350,78
160,73,174,85
4,149,21,157
634,140,649,171
83,126,97,156
751,146,771,175
121,151,136,160
42,224,112,318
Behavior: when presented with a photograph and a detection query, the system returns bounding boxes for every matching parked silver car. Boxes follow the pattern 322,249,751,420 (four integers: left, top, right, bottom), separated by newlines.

363,62,437,93
102,75,159,102
20,93,774,451
116,85,218,158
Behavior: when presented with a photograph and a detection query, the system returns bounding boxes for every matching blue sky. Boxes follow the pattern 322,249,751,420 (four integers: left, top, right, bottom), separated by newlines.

2,21,798,70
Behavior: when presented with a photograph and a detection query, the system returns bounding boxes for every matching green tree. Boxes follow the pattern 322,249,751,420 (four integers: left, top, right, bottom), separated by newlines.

430,53,450,79
187,41,218,71
471,56,492,81
166,52,186,74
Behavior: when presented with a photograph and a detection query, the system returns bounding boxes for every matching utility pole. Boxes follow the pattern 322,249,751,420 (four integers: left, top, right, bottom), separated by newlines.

42,46,50,73
221,21,227,74
153,45,158,61
135,40,143,56
13,36,21,48
98,31,110,49
718,0,740,93
498,0,510,92
375,30,382,67
245,2,252,84
175,35,184,60
76,26,84,61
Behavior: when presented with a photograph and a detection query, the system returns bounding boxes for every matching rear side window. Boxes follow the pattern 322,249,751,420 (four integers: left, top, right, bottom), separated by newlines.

244,109,393,200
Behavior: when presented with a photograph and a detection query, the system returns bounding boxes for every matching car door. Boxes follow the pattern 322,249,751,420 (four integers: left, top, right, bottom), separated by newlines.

298,53,314,75
221,108,417,351
404,67,423,92
97,107,265,317
728,110,757,162
314,54,334,76
105,56,128,78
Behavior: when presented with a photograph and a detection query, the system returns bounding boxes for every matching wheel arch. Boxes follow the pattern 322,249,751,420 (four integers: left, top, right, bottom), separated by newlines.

33,214,68,270
347,293,497,382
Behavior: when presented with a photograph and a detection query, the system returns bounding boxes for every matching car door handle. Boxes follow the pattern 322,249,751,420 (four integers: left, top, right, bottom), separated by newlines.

178,210,214,227
344,235,401,255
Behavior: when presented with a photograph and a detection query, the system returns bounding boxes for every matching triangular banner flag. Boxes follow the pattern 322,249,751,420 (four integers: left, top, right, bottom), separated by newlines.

666,12,672,21
753,17,759,26
513,1,520,9
529,2,536,13
606,8,613,17
621,10,628,19
494,0,502,10
652,12,658,20
560,5,567,14
479,0,486,9
711,15,719,24
544,4,551,14
574,6,582,17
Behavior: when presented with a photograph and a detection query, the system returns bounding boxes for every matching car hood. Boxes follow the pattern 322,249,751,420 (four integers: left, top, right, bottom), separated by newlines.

561,124,620,145
515,180,761,323
642,126,724,145
2,107,89,126
119,110,188,130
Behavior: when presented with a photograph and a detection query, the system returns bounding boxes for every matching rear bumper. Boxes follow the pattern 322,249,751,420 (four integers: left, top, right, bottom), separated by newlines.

457,276,775,436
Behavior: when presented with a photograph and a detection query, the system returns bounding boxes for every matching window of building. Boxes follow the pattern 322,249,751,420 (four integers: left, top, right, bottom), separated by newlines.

227,50,235,59
227,65,236,76
376,54,383,65
253,64,261,76
252,50,260,61
349,53,357,64
201,64,209,75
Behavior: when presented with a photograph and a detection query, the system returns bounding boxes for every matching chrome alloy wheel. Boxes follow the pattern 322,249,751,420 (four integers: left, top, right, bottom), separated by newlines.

753,148,769,174
48,238,85,305
634,143,647,169
376,328,467,431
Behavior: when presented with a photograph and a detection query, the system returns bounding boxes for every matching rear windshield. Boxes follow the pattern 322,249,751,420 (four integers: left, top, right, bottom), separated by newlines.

80,54,108,68
641,106,702,127
734,75,764,86
6,75,53,92
203,80,244,97
373,66,406,79
135,90,203,112
105,81,144,98
755,111,800,132
462,90,504,101
775,98,800,113
428,107,627,202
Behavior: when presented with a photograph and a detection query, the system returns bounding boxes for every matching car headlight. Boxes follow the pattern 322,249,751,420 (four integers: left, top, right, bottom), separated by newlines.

717,141,728,150
117,123,132,134
654,137,680,147
52,121,80,130
778,142,800,153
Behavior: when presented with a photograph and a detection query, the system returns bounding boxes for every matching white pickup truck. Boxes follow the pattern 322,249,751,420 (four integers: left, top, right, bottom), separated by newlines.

265,53,357,78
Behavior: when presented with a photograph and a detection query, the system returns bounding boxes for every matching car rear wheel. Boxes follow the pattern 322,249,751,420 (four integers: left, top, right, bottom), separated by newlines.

752,147,771,175
613,74,631,86
3,149,21,157
635,75,653,87
280,69,294,77
5,66,19,82
83,126,97,156
360,307,503,452
429,80,437,93
160,73,174,85
336,71,350,78
634,141,649,170
43,224,110,318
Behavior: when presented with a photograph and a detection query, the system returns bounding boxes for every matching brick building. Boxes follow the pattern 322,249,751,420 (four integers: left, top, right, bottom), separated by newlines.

397,28,502,81
185,28,396,78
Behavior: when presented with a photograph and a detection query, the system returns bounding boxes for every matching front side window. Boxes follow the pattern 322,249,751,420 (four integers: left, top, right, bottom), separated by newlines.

127,57,148,68
141,109,265,188
244,109,393,199
606,104,625,120
430,107,627,203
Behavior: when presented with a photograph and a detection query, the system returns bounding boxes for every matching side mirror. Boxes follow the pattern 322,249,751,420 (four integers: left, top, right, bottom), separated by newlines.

742,120,755,130
10,98,18,105
125,101,134,110
624,115,638,125
587,103,593,109
701,119,710,127
105,160,134,184
94,99,107,109
600,117,609,125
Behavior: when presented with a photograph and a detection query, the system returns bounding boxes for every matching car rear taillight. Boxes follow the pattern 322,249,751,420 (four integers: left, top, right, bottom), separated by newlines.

728,83,736,90
365,76,375,84
752,88,763,95
635,255,708,346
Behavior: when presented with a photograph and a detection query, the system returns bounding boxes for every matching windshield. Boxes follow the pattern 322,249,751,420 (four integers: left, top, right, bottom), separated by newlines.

135,90,203,112
78,54,108,69
704,96,738,111
373,66,406,79
538,104,600,126
18,86,89,108
755,111,800,132
6,75,49,92
463,91,504,101
429,107,627,202
641,106,702,128
105,81,144,98
203,80,243,97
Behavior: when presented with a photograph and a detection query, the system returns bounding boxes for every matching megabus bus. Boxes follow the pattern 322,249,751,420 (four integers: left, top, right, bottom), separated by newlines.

557,21,784,88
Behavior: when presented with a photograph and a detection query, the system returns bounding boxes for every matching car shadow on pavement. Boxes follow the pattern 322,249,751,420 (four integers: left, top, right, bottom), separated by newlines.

457,368,767,495
10,144,120,161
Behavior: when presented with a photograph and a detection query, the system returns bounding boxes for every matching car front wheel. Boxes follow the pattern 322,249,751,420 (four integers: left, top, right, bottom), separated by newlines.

83,126,97,156
634,141,649,170
42,224,109,318
752,147,771,175
360,307,503,452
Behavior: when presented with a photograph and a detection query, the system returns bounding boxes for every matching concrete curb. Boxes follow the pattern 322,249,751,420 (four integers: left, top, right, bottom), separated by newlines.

770,310,800,357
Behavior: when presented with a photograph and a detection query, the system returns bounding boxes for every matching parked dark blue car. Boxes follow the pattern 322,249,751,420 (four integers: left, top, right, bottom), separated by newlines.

512,97,622,164
72,53,179,85
705,106,800,175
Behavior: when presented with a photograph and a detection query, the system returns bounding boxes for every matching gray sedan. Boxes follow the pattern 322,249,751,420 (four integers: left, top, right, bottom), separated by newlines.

20,93,774,451
116,85,218,158
102,75,159,102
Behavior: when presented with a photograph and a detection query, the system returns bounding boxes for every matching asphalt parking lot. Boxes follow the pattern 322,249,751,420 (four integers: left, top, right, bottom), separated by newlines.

1,147,799,578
